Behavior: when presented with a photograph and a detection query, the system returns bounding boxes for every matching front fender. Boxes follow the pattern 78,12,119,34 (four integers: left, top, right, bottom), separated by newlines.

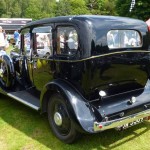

40,79,95,133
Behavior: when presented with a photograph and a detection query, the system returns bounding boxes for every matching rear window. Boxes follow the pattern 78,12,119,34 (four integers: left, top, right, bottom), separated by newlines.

107,30,142,49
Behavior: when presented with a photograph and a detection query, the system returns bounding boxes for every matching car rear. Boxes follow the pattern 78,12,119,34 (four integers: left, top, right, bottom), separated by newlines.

82,16,150,131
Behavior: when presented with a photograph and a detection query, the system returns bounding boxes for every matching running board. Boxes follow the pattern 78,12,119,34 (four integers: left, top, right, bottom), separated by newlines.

7,91,40,111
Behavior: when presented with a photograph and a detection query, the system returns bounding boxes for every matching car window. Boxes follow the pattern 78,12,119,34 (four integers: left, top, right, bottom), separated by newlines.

32,26,53,58
56,26,78,55
20,28,31,55
107,30,142,49
24,32,31,56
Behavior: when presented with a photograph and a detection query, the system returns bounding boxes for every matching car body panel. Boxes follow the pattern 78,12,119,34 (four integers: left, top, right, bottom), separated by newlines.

0,15,150,134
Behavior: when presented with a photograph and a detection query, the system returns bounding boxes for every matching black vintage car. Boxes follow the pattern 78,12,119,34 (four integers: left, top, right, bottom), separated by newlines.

0,15,150,143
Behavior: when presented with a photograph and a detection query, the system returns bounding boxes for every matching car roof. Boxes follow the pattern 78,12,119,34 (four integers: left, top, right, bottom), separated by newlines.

21,15,146,30
21,15,76,29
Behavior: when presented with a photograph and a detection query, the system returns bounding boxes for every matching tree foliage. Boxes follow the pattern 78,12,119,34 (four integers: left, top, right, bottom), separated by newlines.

86,0,116,15
0,0,6,17
116,0,150,21
0,0,149,21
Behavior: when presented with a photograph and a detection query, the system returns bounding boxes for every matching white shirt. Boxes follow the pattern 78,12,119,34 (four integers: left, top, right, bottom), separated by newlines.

0,33,5,47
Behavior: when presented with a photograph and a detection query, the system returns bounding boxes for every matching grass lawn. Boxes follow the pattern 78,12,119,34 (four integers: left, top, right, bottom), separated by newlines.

0,95,150,150
1,45,150,149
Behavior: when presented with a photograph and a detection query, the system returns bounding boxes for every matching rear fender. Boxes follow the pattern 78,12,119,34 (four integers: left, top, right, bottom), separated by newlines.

40,79,95,133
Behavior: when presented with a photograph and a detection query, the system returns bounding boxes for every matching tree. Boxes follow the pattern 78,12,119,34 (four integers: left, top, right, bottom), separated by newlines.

25,0,51,20
86,0,116,15
86,0,103,14
0,0,6,17
41,0,56,17
70,0,89,15
0,0,13,17
55,0,89,16
11,1,21,17
116,0,150,21
102,0,116,15
132,0,150,20
55,0,72,16
17,0,30,18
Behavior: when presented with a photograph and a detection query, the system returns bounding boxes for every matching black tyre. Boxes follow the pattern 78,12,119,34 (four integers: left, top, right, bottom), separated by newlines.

48,94,80,144
0,55,14,88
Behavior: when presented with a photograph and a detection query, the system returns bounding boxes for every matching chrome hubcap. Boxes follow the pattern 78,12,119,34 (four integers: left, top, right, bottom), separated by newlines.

54,112,62,126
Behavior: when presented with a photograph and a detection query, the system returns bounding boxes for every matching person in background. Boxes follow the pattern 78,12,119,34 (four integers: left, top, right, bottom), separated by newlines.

0,26,6,51
14,30,19,46
2,29,6,39
7,33,11,43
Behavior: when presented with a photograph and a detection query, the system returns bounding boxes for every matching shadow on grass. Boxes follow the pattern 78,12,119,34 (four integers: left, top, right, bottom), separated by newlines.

0,95,150,150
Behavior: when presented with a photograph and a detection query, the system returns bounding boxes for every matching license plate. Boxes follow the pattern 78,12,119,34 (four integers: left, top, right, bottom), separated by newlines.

116,118,144,130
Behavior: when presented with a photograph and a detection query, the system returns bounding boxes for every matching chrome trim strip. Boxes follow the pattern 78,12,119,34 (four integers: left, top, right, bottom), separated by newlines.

33,50,150,63
7,93,40,111
94,109,150,132
80,50,150,62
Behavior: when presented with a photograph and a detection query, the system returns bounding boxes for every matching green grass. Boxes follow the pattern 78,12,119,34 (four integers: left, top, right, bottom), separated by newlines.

1,46,150,149
0,95,150,150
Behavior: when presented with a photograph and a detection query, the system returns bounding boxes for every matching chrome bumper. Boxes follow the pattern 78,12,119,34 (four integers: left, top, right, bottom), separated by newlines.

94,109,150,132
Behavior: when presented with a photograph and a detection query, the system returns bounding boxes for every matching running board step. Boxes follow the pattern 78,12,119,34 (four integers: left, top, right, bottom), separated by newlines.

7,91,40,111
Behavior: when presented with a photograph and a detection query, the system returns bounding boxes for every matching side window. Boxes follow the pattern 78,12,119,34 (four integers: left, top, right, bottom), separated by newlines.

56,26,78,55
24,32,31,56
21,28,31,56
32,26,53,58
107,30,142,49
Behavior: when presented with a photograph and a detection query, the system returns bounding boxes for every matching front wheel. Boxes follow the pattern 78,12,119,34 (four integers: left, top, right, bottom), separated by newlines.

47,94,80,144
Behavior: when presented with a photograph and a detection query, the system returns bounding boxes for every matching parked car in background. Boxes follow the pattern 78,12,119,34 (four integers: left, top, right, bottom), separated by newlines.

0,15,150,143
36,33,52,57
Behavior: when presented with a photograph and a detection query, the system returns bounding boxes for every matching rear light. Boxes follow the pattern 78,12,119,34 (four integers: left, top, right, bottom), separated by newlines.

98,124,103,129
146,19,150,32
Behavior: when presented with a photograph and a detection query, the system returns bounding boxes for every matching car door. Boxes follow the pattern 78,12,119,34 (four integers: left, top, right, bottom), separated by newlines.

53,24,80,79
16,28,32,87
31,25,55,91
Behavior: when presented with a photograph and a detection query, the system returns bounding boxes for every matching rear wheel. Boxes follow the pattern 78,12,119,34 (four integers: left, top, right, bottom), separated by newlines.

47,94,80,144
